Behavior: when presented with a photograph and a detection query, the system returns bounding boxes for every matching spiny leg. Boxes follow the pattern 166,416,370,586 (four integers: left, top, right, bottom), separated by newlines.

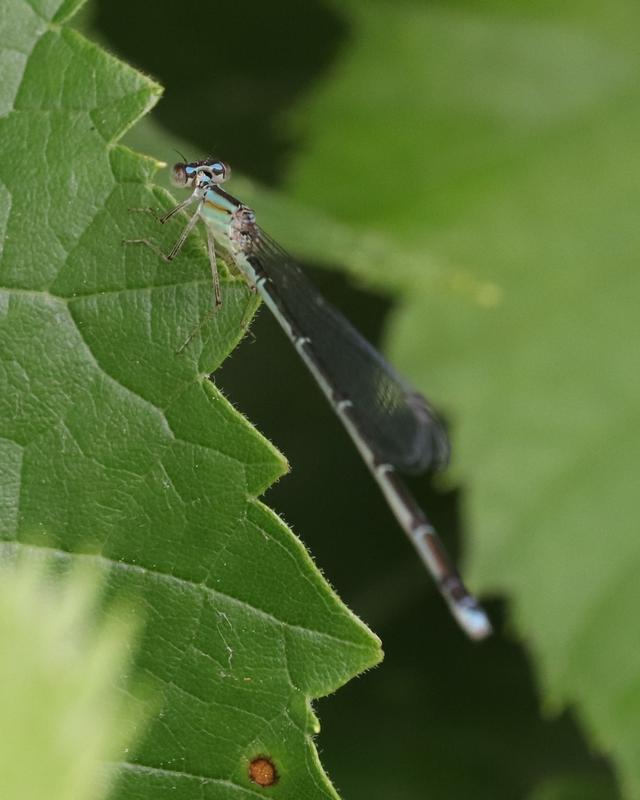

175,319,209,355
174,221,227,353
215,244,258,329
178,233,260,351
206,224,222,308
124,196,203,261
128,191,199,225
176,279,258,355
160,193,198,224
166,201,204,260
125,200,203,261
122,237,172,262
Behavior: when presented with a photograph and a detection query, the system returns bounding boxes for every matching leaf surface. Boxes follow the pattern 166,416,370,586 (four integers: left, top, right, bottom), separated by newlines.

0,2,381,798
284,0,640,794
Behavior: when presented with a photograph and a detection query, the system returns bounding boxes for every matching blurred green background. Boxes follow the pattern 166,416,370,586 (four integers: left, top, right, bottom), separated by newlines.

83,0,638,797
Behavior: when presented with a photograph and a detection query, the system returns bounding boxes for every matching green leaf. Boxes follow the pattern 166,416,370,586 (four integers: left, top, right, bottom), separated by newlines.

284,0,639,794
0,556,142,800
0,2,381,799
527,773,617,800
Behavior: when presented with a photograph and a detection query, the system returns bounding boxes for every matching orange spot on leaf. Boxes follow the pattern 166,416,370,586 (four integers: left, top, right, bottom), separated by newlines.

249,756,278,787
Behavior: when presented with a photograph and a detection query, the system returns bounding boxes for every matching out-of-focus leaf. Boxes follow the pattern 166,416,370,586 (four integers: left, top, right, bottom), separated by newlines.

528,773,617,800
284,0,639,794
0,555,142,800
0,2,381,799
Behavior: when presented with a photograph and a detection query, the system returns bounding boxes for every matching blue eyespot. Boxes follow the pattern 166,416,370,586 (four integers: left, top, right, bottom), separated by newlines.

209,161,230,183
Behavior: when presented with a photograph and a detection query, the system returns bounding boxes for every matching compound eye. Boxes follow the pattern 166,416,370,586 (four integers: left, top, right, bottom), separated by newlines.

210,160,230,183
171,162,189,187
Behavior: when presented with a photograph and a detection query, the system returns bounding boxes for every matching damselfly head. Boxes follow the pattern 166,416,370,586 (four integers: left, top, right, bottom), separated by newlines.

171,159,231,189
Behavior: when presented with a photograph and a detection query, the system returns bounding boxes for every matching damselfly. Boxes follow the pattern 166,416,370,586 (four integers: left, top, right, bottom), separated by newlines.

128,157,491,640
